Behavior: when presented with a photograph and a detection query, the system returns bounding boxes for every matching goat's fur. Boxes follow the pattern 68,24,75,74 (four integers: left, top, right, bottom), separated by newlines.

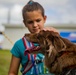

25,30,76,75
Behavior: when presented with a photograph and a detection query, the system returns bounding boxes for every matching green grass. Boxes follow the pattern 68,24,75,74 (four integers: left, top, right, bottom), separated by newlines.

0,49,21,75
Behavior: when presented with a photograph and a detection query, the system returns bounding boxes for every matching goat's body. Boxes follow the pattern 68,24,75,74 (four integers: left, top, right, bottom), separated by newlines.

45,37,76,74
25,30,76,75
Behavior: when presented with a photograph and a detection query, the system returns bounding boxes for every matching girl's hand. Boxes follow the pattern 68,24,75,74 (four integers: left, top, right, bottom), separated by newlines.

42,27,59,33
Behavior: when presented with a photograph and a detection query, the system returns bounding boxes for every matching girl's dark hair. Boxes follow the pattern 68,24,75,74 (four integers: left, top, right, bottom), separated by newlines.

22,0,45,20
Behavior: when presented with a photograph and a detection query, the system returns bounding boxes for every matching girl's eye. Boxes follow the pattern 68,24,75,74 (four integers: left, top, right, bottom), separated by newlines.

28,21,33,24
36,19,41,22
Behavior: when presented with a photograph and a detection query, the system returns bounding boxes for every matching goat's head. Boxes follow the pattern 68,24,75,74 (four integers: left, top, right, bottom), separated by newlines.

25,30,66,56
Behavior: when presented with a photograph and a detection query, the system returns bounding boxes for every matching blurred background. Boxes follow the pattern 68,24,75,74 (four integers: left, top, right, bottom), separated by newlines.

0,0,76,49
0,0,76,75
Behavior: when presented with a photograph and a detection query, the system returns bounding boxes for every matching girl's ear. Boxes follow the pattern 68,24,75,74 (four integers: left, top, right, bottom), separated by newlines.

44,15,47,22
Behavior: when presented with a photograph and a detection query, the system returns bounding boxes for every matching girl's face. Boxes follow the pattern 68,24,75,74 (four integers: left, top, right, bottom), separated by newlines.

23,10,47,33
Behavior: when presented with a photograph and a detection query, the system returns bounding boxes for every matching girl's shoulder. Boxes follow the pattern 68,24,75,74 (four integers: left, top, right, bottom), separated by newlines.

10,38,25,58
15,38,23,45
13,38,26,50
14,38,25,48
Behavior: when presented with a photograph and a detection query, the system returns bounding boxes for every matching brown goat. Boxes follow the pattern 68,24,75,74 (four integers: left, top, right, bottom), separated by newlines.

25,30,76,75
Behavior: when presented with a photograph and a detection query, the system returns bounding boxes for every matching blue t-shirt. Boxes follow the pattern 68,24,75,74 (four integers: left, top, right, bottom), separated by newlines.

11,38,50,75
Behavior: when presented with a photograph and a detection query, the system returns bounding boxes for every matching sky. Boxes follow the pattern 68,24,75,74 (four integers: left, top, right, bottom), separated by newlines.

0,0,76,25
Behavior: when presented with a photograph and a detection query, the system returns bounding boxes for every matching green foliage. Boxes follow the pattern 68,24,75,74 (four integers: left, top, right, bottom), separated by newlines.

0,49,21,75
0,49,53,75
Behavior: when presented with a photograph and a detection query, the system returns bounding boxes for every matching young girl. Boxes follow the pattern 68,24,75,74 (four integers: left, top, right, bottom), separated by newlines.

8,0,58,75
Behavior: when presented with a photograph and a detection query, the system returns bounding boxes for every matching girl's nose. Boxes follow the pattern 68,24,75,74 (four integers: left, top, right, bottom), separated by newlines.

33,22,37,27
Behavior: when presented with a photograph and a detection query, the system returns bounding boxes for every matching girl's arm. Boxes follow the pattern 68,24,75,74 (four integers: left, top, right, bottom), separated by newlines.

8,55,21,75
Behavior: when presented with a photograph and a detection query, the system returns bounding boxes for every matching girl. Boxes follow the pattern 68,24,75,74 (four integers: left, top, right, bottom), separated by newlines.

8,0,58,75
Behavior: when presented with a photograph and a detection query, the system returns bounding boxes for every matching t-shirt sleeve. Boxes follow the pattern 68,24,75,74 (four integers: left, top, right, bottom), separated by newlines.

10,41,21,58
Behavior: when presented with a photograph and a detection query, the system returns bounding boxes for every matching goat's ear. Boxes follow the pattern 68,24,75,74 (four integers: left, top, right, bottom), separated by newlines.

53,37,66,52
46,45,54,57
